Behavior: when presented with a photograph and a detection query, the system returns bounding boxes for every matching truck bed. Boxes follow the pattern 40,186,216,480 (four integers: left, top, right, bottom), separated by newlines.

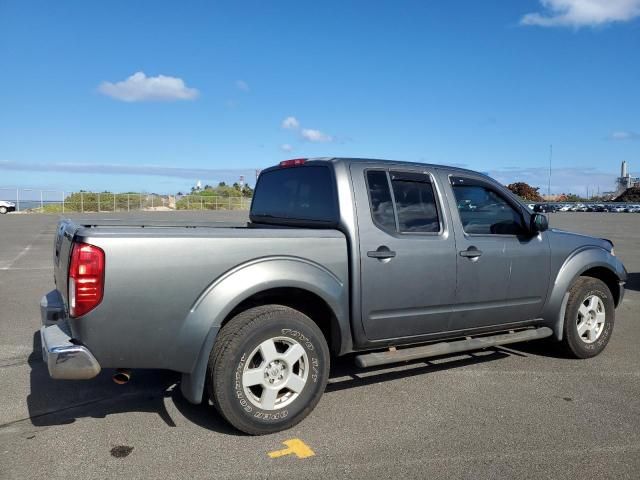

53,218,349,373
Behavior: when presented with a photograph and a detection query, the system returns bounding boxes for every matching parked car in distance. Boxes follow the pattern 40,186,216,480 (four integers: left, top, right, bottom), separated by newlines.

586,204,606,212
533,203,558,213
0,200,16,214
39,158,627,434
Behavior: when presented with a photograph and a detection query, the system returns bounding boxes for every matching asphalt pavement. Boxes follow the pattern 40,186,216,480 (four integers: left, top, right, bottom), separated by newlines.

0,211,638,479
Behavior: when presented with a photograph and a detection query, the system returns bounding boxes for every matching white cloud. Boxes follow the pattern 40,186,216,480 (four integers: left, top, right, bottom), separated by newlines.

281,116,335,143
520,0,640,28
98,72,199,102
281,116,300,129
301,128,333,143
610,130,640,140
235,80,249,92
280,144,294,152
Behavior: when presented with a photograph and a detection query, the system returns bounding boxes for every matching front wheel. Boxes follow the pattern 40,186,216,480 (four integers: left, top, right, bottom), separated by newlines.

0,206,7,214
208,305,330,435
560,277,615,358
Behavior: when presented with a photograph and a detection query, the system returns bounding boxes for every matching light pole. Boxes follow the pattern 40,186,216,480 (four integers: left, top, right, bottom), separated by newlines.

548,144,552,199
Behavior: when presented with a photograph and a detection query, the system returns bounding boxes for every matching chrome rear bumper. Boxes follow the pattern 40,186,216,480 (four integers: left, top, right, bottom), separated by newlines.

40,291,101,380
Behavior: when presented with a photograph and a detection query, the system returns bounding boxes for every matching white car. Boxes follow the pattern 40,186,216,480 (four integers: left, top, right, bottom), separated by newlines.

0,200,16,214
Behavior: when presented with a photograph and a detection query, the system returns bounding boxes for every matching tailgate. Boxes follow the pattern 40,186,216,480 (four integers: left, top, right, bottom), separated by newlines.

53,218,80,308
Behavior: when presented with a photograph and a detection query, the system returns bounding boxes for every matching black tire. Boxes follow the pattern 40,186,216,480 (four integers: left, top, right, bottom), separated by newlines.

208,305,330,435
561,277,615,358
0,207,7,214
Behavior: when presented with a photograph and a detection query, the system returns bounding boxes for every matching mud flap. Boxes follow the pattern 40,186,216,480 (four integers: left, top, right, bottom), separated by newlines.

180,326,220,404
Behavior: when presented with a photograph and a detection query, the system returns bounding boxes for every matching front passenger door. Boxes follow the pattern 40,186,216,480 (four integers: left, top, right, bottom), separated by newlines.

444,174,550,331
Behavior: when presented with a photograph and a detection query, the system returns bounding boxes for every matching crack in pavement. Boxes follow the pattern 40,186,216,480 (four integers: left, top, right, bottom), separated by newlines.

0,358,30,368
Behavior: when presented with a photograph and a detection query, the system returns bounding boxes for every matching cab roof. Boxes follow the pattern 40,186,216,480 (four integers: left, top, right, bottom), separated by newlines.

267,157,484,178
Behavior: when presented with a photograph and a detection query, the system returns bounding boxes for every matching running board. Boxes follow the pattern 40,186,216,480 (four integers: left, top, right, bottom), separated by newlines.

355,327,553,368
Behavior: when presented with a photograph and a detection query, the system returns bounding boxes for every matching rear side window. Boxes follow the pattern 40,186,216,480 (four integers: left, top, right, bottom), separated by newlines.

366,170,396,231
250,166,338,225
390,173,440,233
365,170,441,234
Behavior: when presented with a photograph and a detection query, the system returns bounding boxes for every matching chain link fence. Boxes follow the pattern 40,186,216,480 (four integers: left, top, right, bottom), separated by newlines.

0,188,251,213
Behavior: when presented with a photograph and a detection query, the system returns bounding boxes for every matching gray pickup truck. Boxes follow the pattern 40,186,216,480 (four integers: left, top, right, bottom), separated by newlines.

40,158,627,434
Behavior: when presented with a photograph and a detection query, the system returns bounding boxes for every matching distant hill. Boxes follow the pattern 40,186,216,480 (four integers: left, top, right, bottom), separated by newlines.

615,187,640,202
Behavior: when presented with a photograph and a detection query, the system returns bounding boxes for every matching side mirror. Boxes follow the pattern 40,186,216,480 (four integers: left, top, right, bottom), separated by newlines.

530,213,548,234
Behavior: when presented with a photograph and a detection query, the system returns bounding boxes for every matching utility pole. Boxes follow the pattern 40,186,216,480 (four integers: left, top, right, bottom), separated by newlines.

548,144,552,199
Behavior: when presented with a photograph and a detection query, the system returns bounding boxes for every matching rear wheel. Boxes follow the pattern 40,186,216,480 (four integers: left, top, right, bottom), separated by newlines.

208,305,330,435
561,277,614,358
0,206,7,214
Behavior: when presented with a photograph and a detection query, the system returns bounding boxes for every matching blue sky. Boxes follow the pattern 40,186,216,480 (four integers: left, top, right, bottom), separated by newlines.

1,0,639,195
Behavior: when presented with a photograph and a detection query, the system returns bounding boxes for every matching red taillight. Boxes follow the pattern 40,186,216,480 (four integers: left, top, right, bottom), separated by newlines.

279,158,307,168
68,243,105,317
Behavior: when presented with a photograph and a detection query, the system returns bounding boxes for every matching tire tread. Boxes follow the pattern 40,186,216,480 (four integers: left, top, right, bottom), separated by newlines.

208,305,329,435
561,276,614,359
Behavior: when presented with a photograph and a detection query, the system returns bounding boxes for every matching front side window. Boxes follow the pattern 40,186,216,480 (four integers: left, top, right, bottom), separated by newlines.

365,170,441,234
452,183,525,235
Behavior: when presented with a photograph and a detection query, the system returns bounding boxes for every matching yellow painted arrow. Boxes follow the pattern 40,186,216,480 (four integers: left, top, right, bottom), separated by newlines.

268,439,315,459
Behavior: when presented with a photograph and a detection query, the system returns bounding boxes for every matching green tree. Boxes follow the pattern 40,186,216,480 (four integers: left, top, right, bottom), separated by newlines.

241,184,254,197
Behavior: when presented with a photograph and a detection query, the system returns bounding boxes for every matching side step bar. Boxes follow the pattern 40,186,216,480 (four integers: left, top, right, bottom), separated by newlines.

355,327,553,368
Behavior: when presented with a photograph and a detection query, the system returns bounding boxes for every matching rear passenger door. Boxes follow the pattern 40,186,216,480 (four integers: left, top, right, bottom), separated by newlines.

351,163,457,341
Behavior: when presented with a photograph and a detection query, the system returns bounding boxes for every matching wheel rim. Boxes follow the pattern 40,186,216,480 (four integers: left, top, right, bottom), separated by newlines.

242,336,309,410
576,294,606,344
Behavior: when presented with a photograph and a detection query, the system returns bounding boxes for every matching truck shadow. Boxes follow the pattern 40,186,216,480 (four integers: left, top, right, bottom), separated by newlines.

325,349,508,393
26,332,239,435
624,272,640,292
26,332,512,435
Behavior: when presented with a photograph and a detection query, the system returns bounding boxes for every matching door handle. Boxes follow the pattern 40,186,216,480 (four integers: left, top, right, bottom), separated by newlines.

459,247,483,259
367,246,396,260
